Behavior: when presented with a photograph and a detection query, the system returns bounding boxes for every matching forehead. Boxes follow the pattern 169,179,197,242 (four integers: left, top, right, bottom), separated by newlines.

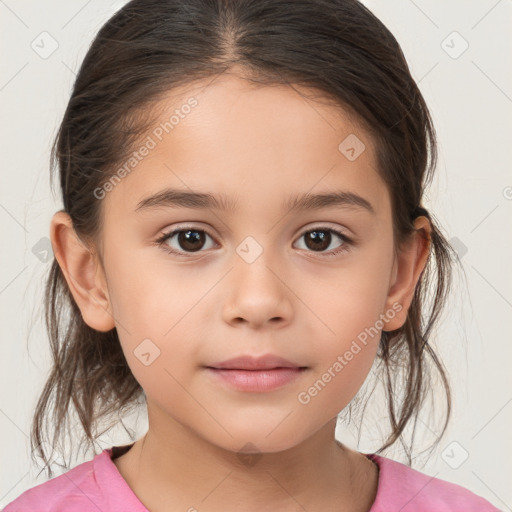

104,74,389,219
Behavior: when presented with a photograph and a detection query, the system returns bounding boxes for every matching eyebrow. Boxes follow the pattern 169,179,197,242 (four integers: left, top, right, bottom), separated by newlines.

135,188,375,215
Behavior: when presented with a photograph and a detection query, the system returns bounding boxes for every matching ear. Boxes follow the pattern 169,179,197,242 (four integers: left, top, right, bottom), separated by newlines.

50,210,116,332
383,216,431,331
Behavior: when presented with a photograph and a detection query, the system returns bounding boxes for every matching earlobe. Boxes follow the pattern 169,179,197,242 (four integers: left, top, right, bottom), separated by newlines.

383,216,432,332
50,211,116,332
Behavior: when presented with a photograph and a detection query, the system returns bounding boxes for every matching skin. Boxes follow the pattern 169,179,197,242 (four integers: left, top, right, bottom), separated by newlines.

50,73,431,512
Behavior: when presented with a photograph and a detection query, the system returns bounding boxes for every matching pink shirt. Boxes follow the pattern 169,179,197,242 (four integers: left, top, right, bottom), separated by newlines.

2,447,501,511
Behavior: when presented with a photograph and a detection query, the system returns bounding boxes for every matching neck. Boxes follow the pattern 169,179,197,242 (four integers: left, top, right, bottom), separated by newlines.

113,409,378,512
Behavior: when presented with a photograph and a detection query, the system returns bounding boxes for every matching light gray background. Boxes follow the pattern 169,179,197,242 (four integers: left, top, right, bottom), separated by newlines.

1,0,511,509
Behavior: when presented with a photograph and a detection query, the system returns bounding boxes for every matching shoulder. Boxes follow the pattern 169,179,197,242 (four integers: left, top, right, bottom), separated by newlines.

2,450,111,512
368,454,502,512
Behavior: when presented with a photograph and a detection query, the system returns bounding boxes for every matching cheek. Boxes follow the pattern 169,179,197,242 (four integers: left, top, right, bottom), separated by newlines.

292,246,393,414
299,251,394,346
296,324,380,421
106,243,201,335
104,251,211,395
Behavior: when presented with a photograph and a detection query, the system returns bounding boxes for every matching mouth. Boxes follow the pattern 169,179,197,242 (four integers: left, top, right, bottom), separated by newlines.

204,366,309,393
204,353,309,392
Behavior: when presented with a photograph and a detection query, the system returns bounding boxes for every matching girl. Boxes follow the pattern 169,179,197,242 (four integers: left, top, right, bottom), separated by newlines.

3,0,501,510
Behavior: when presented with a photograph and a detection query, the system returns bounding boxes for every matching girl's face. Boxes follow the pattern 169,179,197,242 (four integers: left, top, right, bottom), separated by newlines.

57,74,428,454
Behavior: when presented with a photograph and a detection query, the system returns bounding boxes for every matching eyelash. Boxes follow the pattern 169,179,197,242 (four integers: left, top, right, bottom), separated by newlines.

155,225,354,259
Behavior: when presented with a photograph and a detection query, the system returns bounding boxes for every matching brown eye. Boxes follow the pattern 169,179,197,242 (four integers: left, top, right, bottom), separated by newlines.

156,227,216,256
303,229,331,251
175,229,207,252
294,227,352,257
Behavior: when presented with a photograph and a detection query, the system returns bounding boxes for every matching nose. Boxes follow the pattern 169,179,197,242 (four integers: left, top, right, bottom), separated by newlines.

222,248,293,329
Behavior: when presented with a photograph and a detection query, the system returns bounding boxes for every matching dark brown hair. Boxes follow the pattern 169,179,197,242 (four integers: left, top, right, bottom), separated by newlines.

32,0,460,478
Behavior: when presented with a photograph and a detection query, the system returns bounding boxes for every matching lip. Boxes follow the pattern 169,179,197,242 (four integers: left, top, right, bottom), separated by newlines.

205,367,308,392
206,354,305,371
204,354,309,393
